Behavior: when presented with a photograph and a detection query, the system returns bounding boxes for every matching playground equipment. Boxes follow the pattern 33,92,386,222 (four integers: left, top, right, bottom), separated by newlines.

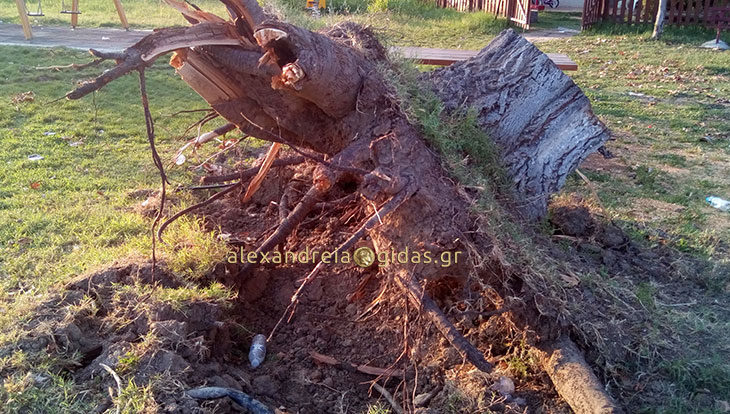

14,0,129,40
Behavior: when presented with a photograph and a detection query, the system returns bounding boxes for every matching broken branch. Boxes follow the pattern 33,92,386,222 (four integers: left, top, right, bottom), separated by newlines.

309,351,404,378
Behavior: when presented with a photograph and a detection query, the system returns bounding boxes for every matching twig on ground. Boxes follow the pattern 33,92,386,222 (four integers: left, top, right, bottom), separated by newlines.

575,168,607,215
201,156,306,183
309,351,404,378
36,59,106,71
99,363,123,414
372,383,404,414
138,69,168,279
157,181,242,242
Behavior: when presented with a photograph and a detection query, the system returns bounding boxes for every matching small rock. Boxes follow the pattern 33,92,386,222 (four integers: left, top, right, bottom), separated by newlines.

413,392,434,407
490,376,515,396
512,397,527,406
310,369,323,382
253,375,280,397
322,377,334,388
345,303,357,316
341,339,353,347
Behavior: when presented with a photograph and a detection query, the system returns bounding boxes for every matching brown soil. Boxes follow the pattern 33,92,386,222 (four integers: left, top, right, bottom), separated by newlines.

5,158,727,413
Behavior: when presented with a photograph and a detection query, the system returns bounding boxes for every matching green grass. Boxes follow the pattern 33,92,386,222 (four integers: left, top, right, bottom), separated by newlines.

0,0,228,29
536,23,730,257
529,10,582,31
0,46,239,412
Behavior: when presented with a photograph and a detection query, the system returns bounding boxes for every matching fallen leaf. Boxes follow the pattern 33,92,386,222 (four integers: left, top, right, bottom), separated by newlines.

11,91,35,104
30,181,41,189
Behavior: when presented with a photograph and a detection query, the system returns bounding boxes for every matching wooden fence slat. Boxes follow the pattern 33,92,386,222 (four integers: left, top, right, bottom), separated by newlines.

646,0,657,23
620,0,628,23
677,0,684,25
677,0,684,24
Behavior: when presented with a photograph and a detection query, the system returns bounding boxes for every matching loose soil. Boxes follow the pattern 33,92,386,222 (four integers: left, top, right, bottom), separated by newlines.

5,150,727,413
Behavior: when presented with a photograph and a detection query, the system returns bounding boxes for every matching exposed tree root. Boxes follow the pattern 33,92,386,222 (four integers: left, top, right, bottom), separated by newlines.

238,184,328,278
533,336,624,414
393,271,494,374
268,181,416,340
60,0,618,409
201,156,306,183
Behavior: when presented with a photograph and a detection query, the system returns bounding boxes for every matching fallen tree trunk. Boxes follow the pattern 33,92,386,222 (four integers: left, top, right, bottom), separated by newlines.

426,32,610,220
62,0,613,406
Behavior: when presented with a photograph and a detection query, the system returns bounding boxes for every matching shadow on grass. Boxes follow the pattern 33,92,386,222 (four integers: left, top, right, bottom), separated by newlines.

583,21,720,44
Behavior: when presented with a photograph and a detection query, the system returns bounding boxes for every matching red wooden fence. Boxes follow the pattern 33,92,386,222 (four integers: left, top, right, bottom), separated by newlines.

436,0,532,29
582,0,729,28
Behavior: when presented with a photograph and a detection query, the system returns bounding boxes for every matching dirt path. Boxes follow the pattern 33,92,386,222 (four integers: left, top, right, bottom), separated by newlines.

0,23,576,53
0,23,149,52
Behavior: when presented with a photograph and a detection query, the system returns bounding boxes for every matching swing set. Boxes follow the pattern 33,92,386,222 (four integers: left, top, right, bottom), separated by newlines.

14,0,129,40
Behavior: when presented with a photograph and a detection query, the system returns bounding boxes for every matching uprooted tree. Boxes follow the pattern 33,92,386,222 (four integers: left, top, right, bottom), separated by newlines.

64,0,619,411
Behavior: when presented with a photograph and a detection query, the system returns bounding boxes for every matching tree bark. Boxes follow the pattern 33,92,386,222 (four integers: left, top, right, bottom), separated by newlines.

652,0,667,40
533,336,624,414
426,30,610,220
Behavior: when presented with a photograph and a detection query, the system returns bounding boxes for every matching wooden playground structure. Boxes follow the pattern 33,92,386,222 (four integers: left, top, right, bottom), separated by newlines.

14,0,129,40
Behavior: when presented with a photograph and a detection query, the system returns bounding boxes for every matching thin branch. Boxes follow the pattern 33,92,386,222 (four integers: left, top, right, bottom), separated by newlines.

310,351,404,377
157,182,242,242
139,69,168,278
99,363,123,414
186,182,239,191
35,59,106,71
372,383,404,414
201,156,305,183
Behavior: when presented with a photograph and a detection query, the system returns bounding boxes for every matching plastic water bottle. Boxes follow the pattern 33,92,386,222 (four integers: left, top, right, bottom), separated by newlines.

706,196,730,212
248,334,267,369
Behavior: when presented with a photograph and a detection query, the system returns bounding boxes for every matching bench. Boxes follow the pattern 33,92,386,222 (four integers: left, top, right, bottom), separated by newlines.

706,6,730,44
392,46,578,71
